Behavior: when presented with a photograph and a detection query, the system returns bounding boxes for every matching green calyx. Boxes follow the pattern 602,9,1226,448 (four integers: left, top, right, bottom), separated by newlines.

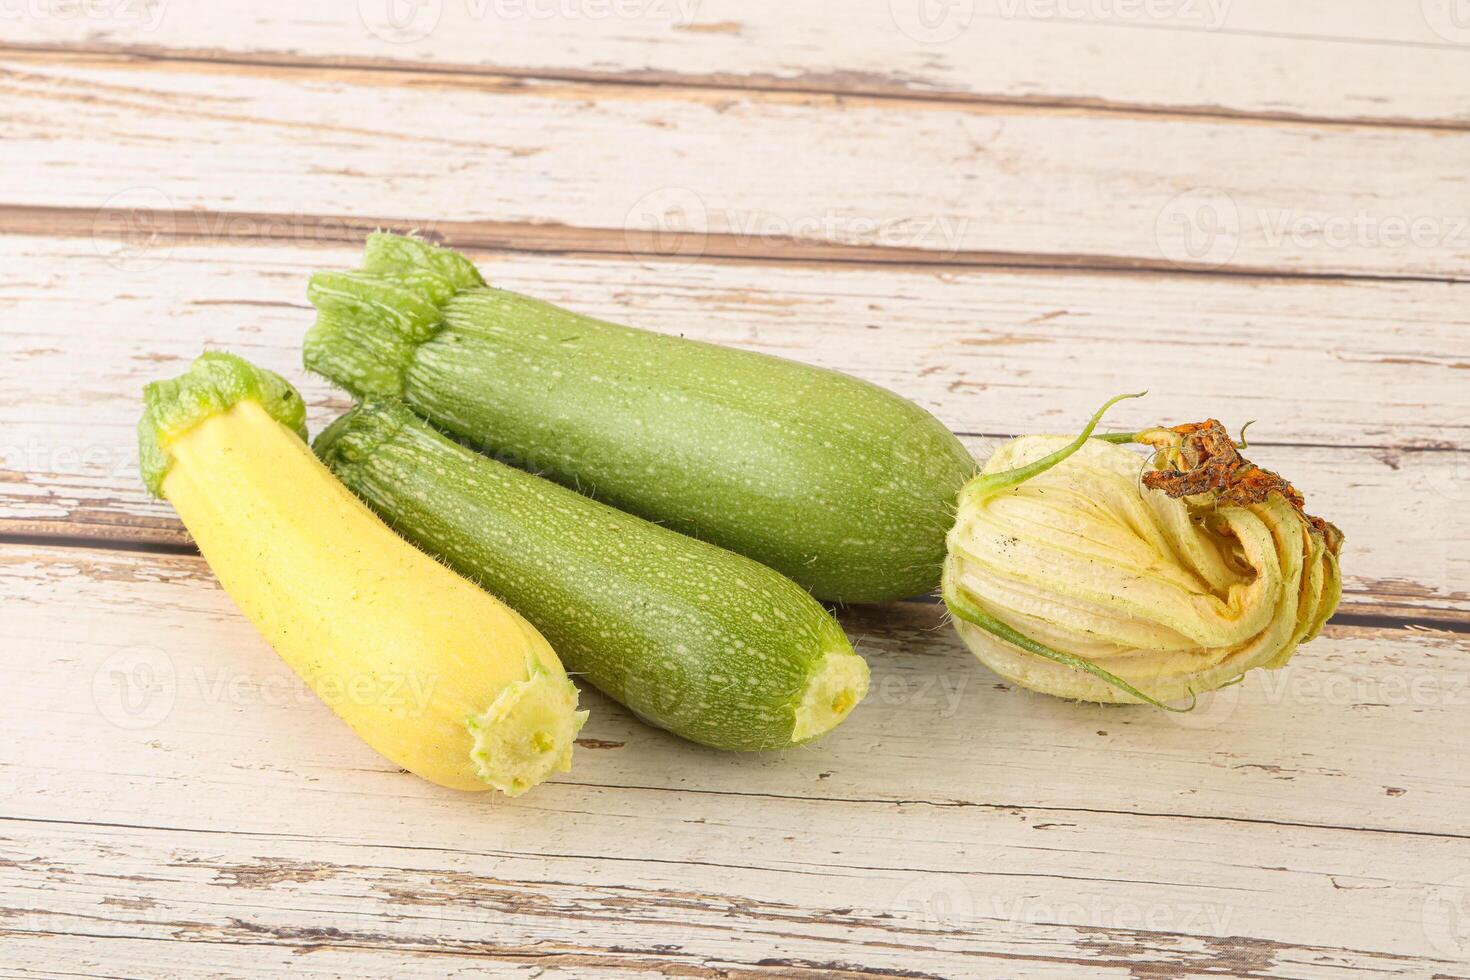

138,351,307,498
303,233,484,398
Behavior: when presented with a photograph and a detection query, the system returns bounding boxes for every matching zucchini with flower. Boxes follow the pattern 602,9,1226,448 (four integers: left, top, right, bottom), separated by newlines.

139,351,586,795
943,396,1343,706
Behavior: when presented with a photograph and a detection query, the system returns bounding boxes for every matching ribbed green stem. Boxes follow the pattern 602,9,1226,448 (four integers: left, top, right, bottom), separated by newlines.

138,351,306,497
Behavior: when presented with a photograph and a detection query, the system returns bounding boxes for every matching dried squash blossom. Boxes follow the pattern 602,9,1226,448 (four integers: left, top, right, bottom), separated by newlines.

943,396,1343,708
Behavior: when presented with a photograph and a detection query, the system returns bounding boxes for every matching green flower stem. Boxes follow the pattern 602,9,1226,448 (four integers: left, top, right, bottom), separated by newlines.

957,392,1145,511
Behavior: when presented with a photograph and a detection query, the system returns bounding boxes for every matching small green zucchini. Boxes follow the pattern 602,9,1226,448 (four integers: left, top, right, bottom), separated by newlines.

315,398,869,751
304,233,976,603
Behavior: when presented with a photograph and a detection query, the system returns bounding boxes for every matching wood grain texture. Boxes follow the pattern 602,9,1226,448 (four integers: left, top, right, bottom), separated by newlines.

3,542,1469,977
2,1,1469,127
2,236,1464,620
2,10,1465,974
6,53,1470,280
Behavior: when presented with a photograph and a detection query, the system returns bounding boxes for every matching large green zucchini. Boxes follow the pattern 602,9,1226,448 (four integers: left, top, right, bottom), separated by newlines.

315,398,869,751
304,233,976,603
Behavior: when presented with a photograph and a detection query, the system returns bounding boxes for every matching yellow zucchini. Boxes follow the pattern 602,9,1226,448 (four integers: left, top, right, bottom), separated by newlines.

139,352,585,795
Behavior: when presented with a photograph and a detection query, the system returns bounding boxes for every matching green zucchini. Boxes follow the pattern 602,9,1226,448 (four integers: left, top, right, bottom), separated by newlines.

304,233,976,603
315,398,869,751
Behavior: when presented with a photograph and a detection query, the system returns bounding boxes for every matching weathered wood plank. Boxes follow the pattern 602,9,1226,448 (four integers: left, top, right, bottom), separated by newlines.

2,236,1464,618
5,54,1470,279
0,936,697,980
2,1,1468,127
1,818,1464,978
2,542,1468,975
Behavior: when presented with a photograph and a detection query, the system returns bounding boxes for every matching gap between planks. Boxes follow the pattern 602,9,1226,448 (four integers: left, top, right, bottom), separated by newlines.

0,930,902,980
0,927,1307,980
4,202,1467,286
4,519,1466,632
5,40,1470,137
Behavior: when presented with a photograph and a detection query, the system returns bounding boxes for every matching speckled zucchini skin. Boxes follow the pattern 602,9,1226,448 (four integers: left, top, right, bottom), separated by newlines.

315,399,867,751
304,233,976,603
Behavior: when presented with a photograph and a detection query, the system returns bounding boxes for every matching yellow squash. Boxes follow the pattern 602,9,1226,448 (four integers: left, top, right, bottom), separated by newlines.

139,352,585,795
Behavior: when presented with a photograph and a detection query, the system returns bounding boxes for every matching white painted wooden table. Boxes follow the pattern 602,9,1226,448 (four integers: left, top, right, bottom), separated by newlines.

3,4,1468,976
